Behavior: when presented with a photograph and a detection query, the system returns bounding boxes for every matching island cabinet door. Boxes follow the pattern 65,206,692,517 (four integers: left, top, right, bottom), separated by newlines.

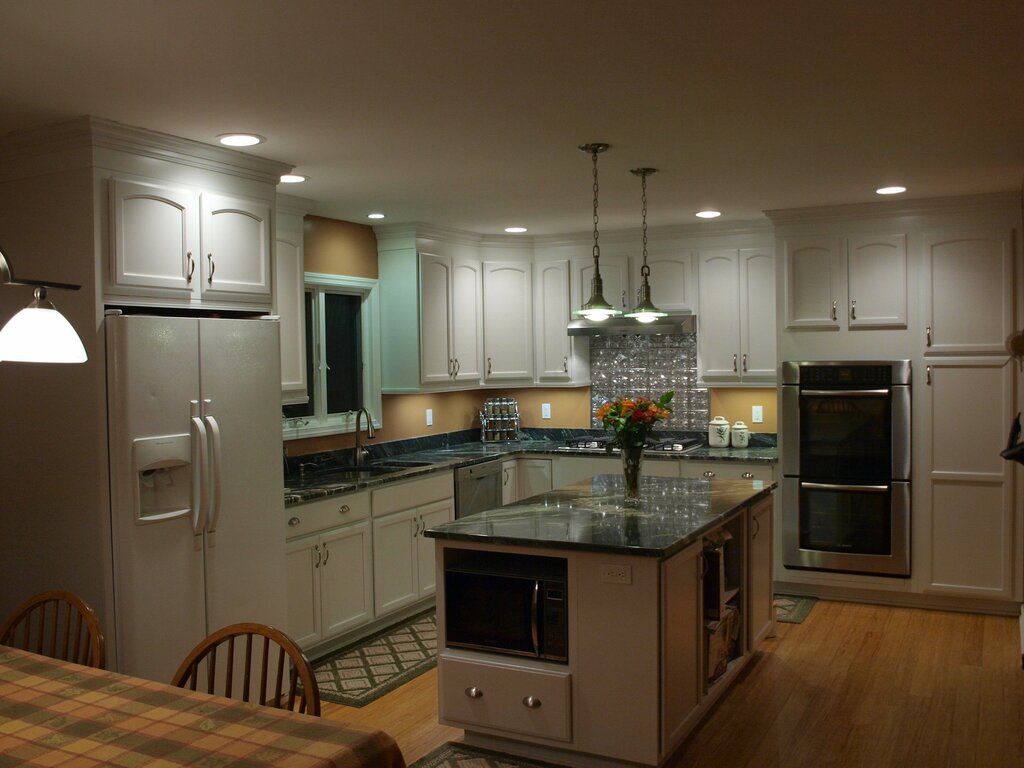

661,541,703,755
746,497,775,649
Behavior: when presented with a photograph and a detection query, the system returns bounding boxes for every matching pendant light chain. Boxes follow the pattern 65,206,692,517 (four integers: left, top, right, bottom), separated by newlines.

640,170,650,279
591,147,601,273
625,166,666,322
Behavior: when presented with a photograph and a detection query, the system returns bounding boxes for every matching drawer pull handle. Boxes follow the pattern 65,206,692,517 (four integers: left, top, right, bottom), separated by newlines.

702,470,716,479
522,695,542,709
339,504,350,514
465,686,483,699
287,516,300,527
741,472,754,479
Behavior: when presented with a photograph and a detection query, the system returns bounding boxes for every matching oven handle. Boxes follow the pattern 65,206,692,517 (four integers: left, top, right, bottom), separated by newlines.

800,481,890,493
801,388,890,397
531,580,540,657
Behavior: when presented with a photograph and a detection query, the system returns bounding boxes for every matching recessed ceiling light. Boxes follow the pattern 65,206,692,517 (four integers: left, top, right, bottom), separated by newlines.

504,227,528,233
876,186,907,195
367,213,386,220
216,133,264,147
280,174,306,184
695,210,722,219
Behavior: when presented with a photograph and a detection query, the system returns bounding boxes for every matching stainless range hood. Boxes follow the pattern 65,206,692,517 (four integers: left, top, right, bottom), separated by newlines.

567,313,696,336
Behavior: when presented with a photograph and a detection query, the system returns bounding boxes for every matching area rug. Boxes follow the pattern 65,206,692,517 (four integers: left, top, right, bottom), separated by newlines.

774,594,818,624
411,742,567,768
312,608,437,706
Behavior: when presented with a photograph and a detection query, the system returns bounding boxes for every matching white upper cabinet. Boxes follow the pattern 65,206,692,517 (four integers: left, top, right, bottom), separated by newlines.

419,252,483,385
784,234,906,330
630,249,696,313
571,254,628,317
533,260,572,382
922,231,1014,355
483,261,533,381
199,192,272,302
451,258,484,382
274,200,309,405
698,248,776,384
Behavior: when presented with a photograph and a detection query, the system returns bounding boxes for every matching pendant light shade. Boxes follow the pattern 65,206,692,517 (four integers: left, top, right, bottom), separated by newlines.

625,168,667,323
574,143,622,321
0,248,87,363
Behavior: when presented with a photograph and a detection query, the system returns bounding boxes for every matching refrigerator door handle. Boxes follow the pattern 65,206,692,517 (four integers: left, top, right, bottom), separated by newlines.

190,415,209,537
204,414,223,538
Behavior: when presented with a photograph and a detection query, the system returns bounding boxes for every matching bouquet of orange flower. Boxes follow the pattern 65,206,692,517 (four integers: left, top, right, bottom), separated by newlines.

595,391,674,450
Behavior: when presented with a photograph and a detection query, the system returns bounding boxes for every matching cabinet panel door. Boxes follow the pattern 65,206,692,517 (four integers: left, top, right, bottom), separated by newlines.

739,248,777,380
275,212,307,405
451,258,483,382
320,521,374,638
483,262,533,380
417,500,454,598
372,509,418,616
572,254,628,317
517,458,553,500
697,249,741,380
534,260,572,381
109,178,199,294
923,232,1014,354
419,253,454,383
501,461,518,505
847,234,907,328
200,193,271,300
746,498,774,648
639,250,696,313
784,238,841,329
285,536,322,649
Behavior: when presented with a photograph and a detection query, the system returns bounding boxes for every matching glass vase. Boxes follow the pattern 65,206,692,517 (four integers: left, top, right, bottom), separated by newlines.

621,443,644,505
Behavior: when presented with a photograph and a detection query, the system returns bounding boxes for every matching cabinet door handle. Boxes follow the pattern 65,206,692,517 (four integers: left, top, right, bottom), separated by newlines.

831,300,837,321
322,543,330,565
522,695,542,709
288,516,300,527
752,516,760,538
850,300,857,320
926,325,932,347
207,253,215,284
741,353,747,372
563,356,568,373
702,470,716,478
339,504,350,515
926,365,932,385
465,686,483,699
732,353,738,373
454,358,460,376
741,472,754,479
313,543,321,568
186,252,195,283
487,357,492,376
448,358,454,377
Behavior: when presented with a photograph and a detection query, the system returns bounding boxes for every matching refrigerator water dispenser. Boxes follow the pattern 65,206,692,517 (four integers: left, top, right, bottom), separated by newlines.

133,434,191,521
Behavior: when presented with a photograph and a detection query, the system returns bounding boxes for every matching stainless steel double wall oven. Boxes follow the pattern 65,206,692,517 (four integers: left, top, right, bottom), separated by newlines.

781,360,912,577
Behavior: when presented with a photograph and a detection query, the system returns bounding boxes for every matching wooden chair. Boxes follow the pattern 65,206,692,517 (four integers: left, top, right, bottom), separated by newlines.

0,590,106,669
171,622,321,716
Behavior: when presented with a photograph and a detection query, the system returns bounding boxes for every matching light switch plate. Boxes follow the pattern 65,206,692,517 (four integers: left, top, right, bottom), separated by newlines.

426,408,433,426
541,403,551,419
752,405,763,423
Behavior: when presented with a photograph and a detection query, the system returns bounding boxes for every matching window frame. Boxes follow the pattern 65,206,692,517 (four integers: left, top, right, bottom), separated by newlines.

282,272,382,439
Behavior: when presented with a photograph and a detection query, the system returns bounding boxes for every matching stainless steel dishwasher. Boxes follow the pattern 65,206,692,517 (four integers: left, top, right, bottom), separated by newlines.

454,460,503,518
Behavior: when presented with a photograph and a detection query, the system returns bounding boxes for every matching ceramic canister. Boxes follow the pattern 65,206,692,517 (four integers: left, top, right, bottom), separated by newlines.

731,420,750,448
708,416,730,447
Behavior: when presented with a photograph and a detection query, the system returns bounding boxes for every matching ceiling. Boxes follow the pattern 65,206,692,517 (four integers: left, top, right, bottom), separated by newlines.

2,0,1022,236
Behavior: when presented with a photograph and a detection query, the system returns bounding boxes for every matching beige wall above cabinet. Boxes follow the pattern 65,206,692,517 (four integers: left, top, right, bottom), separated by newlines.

482,261,534,382
783,234,907,330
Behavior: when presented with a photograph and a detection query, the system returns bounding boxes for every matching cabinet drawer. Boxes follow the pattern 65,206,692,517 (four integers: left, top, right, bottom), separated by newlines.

439,655,572,742
681,461,773,482
286,491,369,539
372,471,453,517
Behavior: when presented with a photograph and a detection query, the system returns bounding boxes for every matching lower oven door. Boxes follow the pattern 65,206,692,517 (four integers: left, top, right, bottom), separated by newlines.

783,478,910,577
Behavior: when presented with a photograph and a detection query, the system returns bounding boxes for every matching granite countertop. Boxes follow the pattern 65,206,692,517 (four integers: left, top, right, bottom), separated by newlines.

423,474,776,558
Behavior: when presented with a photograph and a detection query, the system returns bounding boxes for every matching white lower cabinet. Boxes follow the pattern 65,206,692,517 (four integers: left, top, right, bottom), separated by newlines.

516,458,553,500
501,460,518,504
746,497,775,648
681,460,774,482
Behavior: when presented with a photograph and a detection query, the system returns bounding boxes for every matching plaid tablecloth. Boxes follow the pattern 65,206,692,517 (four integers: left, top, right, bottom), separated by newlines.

0,646,407,767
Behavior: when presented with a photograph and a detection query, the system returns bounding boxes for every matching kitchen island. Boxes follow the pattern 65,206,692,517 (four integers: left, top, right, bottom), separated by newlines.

425,475,776,768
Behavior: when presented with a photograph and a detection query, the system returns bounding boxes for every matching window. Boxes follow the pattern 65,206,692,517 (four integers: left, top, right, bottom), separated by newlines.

282,273,382,438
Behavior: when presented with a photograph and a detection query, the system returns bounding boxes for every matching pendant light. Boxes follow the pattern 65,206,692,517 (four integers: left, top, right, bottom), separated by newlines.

573,143,621,321
0,248,87,363
625,168,667,323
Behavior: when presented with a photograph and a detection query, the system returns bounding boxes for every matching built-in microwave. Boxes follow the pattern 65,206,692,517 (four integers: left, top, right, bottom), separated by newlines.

443,549,568,663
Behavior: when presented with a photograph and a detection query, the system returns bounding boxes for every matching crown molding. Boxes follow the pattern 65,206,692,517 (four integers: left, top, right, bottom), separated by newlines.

764,191,1021,226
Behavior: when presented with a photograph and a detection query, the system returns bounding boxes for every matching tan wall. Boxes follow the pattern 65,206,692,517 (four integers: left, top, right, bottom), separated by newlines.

708,387,778,433
303,215,378,278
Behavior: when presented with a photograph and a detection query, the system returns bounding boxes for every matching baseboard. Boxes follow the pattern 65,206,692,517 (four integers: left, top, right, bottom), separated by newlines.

774,581,1021,616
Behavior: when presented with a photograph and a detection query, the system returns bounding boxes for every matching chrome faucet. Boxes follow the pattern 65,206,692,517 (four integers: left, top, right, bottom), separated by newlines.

353,407,376,465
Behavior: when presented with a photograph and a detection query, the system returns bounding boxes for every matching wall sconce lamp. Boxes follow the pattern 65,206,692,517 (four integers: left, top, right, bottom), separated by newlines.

0,247,88,363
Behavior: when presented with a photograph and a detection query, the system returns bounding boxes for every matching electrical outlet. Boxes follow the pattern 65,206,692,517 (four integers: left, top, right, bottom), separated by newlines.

541,402,552,419
426,408,433,426
600,563,632,584
752,405,764,424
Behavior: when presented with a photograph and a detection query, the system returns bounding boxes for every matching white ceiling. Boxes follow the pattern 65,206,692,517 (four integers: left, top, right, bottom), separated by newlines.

2,0,1022,236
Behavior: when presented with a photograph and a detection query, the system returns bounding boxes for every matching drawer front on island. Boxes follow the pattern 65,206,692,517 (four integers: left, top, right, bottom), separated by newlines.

682,460,773,482
439,654,572,743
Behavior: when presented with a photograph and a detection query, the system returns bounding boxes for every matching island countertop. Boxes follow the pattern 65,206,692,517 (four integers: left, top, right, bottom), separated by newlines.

424,474,776,557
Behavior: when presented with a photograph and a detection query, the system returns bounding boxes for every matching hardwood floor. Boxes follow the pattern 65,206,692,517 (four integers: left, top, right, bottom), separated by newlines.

321,601,1024,767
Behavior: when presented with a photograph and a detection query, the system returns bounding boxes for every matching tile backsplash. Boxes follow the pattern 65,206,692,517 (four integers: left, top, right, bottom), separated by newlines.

589,333,709,430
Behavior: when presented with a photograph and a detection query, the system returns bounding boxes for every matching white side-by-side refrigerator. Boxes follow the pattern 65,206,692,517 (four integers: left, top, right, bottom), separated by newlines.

106,313,287,683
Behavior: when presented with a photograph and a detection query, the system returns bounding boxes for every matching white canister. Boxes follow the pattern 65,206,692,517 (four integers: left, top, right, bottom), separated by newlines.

708,416,730,447
731,420,750,448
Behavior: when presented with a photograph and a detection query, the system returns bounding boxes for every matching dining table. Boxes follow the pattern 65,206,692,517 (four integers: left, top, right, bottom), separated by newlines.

0,645,407,767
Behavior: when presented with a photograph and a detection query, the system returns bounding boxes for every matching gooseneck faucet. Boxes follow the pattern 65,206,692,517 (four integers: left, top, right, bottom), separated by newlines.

353,407,376,465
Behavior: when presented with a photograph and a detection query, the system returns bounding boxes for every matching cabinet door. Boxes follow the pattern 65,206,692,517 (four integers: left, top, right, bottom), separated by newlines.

517,458,553,500
285,535,322,649
636,250,696,313
746,498,774,648
919,357,1015,598
275,209,308,405
416,500,454,598
739,248,777,380
697,249,741,381
534,260,572,381
501,460,518,505
923,232,1014,354
372,508,419,616
483,262,533,380
784,238,842,329
847,234,907,328
419,253,454,383
109,178,199,295
199,193,272,301
320,520,374,639
572,254,628,317
451,257,483,382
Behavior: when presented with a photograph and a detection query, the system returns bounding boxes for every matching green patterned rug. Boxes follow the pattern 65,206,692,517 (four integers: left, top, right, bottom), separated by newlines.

774,593,818,624
411,742,566,768
312,608,437,706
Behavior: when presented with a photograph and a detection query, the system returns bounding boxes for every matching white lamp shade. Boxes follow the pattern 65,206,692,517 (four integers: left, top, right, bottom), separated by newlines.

0,305,88,363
